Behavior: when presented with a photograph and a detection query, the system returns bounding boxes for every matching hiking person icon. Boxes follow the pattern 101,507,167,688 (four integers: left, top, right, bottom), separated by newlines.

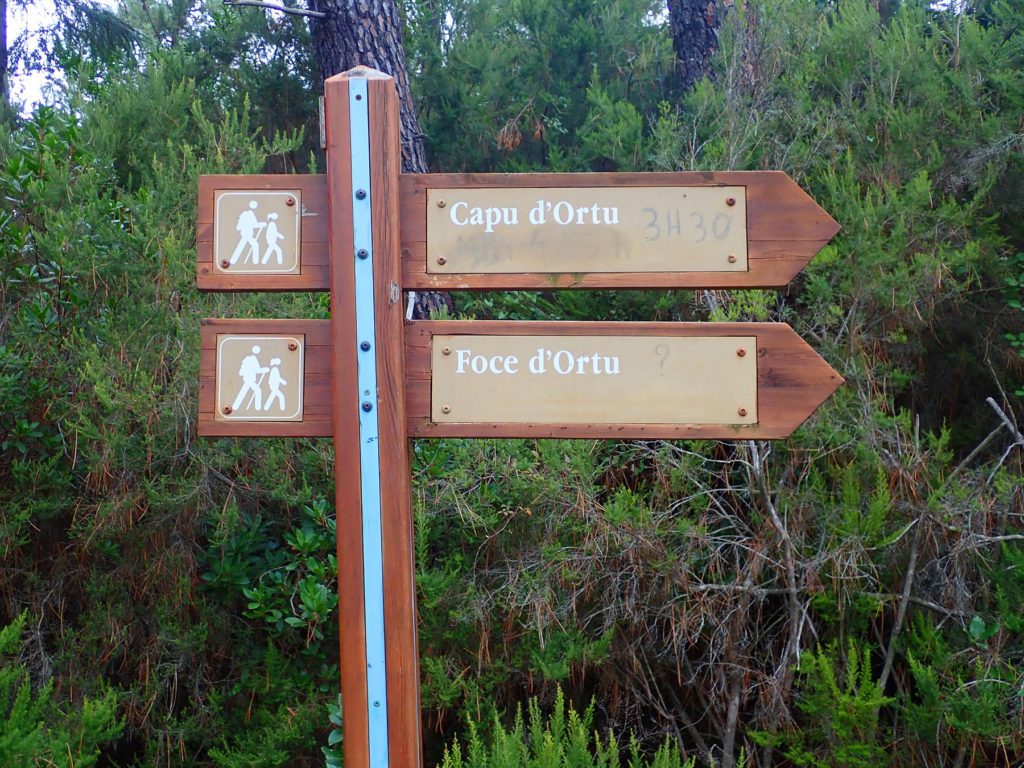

262,212,285,265
231,345,269,411
263,357,288,411
229,200,267,265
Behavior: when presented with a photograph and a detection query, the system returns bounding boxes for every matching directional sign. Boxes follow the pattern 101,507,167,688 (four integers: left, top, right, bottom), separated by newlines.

405,320,844,440
197,175,329,291
430,333,758,425
194,67,846,768
197,318,332,437
400,172,840,290
427,186,748,275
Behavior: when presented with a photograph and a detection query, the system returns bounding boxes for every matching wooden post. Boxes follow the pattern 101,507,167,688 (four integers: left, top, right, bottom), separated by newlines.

325,68,421,768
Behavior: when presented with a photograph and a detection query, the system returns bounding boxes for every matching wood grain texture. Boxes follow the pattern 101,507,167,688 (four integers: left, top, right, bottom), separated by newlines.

367,75,423,768
197,174,331,291
399,171,840,290
324,74,370,768
197,318,332,437
405,320,844,440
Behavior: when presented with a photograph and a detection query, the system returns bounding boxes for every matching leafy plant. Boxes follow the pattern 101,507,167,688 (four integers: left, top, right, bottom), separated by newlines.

439,687,693,768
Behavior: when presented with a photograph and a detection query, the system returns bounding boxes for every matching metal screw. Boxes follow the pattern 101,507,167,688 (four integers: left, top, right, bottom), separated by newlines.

726,196,736,206
727,254,737,263
286,197,296,207
737,347,746,357
373,701,380,707
738,407,748,417
363,389,371,396
357,249,369,259
355,189,367,200
437,257,447,266
360,341,371,351
441,405,452,415
220,259,230,268
436,199,446,208
288,342,298,351
362,401,373,412
355,94,363,101
442,346,452,356
222,406,232,415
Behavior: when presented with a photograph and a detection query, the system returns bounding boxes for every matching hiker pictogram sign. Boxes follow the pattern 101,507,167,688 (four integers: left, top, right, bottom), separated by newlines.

197,318,332,437
214,190,301,275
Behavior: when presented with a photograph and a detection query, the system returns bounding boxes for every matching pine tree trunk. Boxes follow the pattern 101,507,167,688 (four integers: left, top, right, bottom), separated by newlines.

307,0,452,318
1,0,8,108
308,0,426,174
666,0,725,92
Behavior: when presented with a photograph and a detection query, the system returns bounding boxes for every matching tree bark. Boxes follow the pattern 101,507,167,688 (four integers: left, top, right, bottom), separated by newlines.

307,0,453,318
1,0,8,108
666,0,725,92
307,0,426,174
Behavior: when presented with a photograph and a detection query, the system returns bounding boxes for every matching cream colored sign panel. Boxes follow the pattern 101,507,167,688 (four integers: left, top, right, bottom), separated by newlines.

216,334,304,421
427,187,747,274
431,335,757,425
214,190,301,274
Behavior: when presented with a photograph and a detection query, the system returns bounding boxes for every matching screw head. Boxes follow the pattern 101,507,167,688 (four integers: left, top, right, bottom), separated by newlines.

220,259,230,268
437,257,447,266
355,189,367,200
441,405,452,415
360,341,371,351
442,346,452,356
436,199,446,208
222,406,232,415
738,407,748,417
726,196,736,206
357,248,369,259
727,254,737,263
288,342,298,351
737,347,747,357
286,197,296,207
362,401,373,412
355,94,363,101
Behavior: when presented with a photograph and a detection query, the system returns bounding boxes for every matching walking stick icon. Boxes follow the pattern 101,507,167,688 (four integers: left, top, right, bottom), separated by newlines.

245,369,269,411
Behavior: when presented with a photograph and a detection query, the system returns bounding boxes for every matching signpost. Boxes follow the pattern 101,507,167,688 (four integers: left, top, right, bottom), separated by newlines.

195,67,842,768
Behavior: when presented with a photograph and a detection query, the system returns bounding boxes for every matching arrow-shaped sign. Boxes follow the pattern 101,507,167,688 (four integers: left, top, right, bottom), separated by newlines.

404,320,843,440
400,171,840,290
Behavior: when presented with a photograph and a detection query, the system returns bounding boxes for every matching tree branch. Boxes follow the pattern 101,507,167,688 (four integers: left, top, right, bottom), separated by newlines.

223,0,327,18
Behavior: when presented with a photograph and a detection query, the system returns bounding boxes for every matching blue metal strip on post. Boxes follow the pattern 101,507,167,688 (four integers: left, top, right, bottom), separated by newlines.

349,76,390,768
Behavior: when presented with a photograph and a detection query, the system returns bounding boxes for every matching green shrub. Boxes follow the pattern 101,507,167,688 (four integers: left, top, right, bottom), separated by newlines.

0,612,122,768
439,688,692,768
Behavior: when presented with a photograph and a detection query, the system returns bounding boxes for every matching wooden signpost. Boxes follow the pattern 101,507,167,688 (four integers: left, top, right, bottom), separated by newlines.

195,67,842,768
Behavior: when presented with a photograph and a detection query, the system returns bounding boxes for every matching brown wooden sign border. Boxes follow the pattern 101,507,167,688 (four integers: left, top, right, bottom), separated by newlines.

400,172,840,290
197,175,330,292
198,318,333,437
405,320,843,440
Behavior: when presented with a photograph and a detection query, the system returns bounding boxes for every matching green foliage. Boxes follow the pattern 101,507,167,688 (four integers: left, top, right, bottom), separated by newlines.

405,0,675,172
439,688,692,768
752,641,893,767
0,612,122,768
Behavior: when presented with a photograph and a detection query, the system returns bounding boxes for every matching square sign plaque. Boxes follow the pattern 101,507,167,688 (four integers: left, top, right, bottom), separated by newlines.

214,190,302,275
215,334,305,422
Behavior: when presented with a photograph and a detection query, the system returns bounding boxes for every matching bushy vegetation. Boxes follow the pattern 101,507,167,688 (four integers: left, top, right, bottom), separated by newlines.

1,0,1022,766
